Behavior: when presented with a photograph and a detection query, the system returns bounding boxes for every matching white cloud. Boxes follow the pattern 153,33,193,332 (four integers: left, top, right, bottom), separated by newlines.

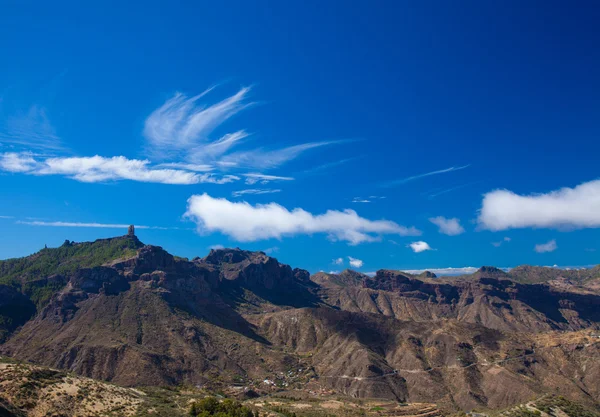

0,215,13,219
408,241,433,253
429,216,465,235
243,173,294,185
0,153,238,185
17,221,179,230
184,193,421,245
332,257,344,265
535,239,557,253
208,244,225,250
156,162,215,172
0,152,38,172
263,246,279,254
218,141,337,170
348,256,363,268
232,189,282,197
143,87,252,159
143,87,341,171
0,105,64,151
492,236,511,247
478,180,600,231
382,165,470,188
301,157,359,176
352,197,371,203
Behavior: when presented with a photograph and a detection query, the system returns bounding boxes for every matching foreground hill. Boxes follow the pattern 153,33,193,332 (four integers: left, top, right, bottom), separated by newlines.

1,233,600,414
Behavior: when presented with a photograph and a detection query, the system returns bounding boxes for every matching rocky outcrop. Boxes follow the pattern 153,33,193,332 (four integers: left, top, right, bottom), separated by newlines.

2,235,600,411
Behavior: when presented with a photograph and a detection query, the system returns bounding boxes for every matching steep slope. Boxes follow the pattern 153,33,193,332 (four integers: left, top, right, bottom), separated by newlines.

2,234,600,413
259,308,600,410
316,269,600,332
508,265,600,285
0,244,313,388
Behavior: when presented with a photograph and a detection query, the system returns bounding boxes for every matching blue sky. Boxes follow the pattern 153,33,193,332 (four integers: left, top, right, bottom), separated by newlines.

1,1,599,274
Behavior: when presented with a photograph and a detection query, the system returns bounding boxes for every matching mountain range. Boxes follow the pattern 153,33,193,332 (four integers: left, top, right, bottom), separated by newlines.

1,232,599,415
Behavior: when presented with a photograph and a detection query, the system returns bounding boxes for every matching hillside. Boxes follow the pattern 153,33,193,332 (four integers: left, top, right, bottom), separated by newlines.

1,232,600,414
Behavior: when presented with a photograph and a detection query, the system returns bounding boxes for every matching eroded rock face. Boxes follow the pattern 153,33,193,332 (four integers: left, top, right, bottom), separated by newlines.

200,248,310,290
2,236,600,411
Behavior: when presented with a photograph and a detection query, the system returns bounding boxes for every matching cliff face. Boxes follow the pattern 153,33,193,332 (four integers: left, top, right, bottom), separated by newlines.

1,237,600,411
316,269,600,332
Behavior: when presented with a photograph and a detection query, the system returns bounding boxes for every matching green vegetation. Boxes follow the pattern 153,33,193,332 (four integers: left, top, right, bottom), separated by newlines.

534,396,599,417
189,397,255,417
504,406,541,417
0,236,141,308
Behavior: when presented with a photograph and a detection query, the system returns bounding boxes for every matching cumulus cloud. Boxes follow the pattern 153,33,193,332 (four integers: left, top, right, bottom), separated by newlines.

429,216,465,235
478,180,600,231
535,239,557,253
232,189,281,197
408,241,433,253
208,244,225,250
332,257,344,265
184,193,421,245
0,153,238,185
348,256,364,268
0,152,38,172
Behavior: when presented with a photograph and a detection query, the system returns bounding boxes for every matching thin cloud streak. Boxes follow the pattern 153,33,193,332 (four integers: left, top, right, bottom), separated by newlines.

243,173,294,185
426,181,481,199
0,105,66,151
17,220,186,230
382,165,470,188
232,189,282,197
300,157,360,176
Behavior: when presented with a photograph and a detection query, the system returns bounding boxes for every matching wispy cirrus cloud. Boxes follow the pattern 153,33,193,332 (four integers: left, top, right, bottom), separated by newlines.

2,85,344,186
382,165,470,188
425,181,480,199
0,153,238,184
17,220,184,230
301,157,360,176
0,105,65,151
232,188,282,197
491,237,511,247
143,87,339,171
143,87,252,159
217,141,338,170
243,173,294,185
184,193,421,245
